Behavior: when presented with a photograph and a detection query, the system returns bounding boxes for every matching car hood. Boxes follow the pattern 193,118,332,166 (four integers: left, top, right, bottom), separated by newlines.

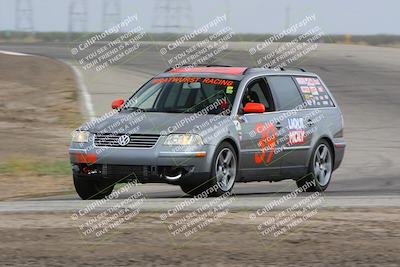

81,111,231,136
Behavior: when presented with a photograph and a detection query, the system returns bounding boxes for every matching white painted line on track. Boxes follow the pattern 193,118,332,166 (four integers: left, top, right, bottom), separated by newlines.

0,50,95,120
69,65,96,120
1,195,400,213
0,50,31,56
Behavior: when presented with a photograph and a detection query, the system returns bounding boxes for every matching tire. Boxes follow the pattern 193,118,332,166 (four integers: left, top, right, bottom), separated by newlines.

180,182,206,196
73,175,115,200
296,140,333,192
180,142,238,197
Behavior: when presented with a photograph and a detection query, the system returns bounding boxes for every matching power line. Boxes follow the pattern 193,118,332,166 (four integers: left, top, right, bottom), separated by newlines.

103,0,121,31
152,0,193,33
68,0,88,32
15,0,34,32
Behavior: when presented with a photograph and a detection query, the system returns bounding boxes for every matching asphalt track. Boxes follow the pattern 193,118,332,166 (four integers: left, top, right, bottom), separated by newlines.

0,42,399,211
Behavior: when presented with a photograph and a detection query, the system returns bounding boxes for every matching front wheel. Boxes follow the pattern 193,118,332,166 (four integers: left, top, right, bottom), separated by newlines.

73,175,115,200
296,140,333,192
211,144,238,196
180,142,238,197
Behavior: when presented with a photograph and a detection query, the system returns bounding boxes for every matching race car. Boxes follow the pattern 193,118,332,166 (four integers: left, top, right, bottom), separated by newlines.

69,65,345,199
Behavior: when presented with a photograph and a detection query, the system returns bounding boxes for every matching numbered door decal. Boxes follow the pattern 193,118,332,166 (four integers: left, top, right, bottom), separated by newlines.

254,122,276,164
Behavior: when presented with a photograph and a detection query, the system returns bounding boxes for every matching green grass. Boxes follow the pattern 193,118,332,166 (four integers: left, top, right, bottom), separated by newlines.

0,159,71,176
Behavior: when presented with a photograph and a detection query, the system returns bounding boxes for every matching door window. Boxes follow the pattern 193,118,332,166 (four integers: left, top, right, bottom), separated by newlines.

241,78,274,112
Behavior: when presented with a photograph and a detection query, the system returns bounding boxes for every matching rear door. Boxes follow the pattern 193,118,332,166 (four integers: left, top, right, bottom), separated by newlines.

237,77,283,181
266,75,312,177
292,75,337,169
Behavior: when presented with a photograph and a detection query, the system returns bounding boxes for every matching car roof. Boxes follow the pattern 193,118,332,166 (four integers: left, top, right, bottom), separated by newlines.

168,67,248,75
160,65,317,79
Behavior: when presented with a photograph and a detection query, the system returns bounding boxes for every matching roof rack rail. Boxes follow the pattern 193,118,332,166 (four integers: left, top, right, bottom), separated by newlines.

205,64,233,67
243,66,308,75
164,64,233,73
263,66,307,72
281,67,307,72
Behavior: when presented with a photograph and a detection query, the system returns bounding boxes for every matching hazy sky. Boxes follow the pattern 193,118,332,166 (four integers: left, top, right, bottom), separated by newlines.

0,0,399,34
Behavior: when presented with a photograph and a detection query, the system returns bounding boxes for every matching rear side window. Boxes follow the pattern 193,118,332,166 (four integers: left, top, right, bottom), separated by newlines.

294,76,335,108
267,76,303,110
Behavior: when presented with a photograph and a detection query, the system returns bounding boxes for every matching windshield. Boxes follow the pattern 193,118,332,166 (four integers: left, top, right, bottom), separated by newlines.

122,77,239,115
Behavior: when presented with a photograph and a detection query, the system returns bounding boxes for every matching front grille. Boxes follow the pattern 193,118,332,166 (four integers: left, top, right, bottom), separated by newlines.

94,133,160,148
103,165,146,179
102,165,160,180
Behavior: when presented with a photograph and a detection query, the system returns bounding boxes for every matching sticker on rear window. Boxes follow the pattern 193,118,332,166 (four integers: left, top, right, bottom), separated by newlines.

296,77,306,85
300,86,310,93
294,76,334,108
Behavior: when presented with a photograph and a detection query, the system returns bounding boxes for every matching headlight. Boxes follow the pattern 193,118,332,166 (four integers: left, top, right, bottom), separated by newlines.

72,131,90,143
164,134,204,146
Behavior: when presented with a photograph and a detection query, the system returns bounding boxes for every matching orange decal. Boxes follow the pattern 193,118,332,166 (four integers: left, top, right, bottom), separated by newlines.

266,123,276,163
152,77,233,86
254,123,266,164
202,78,233,86
152,77,202,84
254,123,276,164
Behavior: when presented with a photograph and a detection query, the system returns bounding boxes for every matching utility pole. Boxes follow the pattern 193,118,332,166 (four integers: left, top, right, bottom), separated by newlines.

225,0,230,28
284,4,291,29
152,0,193,33
15,0,34,32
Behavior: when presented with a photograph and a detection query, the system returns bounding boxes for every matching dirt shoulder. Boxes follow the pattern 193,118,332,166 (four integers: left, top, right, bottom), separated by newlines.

0,208,399,266
0,53,81,200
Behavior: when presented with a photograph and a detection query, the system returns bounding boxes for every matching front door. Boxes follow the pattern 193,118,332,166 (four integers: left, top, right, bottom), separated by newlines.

237,78,282,181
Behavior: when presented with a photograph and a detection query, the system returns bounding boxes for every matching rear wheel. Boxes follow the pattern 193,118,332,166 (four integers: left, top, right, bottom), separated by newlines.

180,142,238,197
296,140,333,192
180,182,205,196
73,175,115,200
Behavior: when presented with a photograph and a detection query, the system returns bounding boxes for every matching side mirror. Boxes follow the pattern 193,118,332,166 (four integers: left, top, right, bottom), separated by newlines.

111,99,125,109
243,103,265,114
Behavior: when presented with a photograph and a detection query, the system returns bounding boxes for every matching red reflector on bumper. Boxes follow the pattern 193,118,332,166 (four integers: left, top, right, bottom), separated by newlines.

195,152,206,158
74,153,97,164
334,143,346,148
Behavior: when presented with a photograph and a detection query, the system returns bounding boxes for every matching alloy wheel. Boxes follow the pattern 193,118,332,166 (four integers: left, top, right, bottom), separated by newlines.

313,144,332,186
215,148,237,191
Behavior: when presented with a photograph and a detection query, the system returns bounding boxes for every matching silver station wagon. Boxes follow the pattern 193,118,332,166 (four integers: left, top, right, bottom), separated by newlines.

69,65,346,199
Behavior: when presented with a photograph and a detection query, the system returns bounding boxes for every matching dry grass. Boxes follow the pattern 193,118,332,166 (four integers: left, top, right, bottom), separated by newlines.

0,53,82,198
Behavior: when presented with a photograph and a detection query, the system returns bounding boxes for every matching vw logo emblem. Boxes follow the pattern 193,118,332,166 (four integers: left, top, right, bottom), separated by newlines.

118,135,130,146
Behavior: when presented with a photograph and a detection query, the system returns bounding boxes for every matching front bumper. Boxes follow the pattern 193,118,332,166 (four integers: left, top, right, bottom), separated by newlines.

69,137,216,183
